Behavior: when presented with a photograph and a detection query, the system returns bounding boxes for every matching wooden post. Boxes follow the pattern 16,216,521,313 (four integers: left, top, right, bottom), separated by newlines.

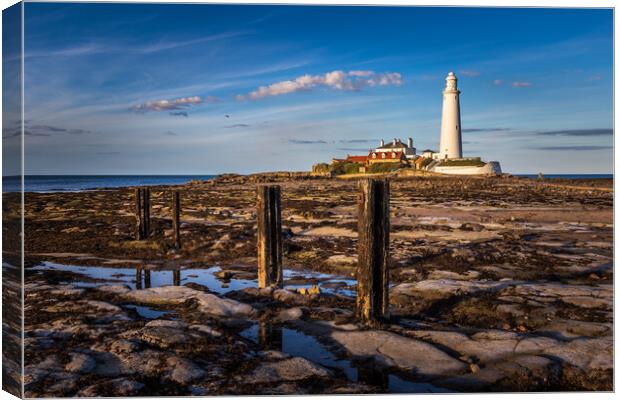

171,191,181,249
134,187,151,240
144,269,151,288
257,185,283,289
136,266,143,290
134,188,144,240
356,179,390,325
142,187,151,239
173,270,181,286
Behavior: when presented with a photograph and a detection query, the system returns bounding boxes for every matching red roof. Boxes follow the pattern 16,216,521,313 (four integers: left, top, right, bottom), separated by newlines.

346,155,369,163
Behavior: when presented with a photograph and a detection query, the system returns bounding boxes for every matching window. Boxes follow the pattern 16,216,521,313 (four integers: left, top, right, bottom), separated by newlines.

382,153,386,159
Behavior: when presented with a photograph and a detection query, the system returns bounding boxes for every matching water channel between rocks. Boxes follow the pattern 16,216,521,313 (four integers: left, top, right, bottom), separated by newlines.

32,261,450,393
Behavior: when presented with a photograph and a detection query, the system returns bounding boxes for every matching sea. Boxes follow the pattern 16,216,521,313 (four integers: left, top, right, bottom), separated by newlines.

1,174,613,193
2,175,216,193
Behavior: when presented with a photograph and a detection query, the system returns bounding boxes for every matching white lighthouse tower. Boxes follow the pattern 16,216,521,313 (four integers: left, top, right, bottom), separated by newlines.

438,71,463,159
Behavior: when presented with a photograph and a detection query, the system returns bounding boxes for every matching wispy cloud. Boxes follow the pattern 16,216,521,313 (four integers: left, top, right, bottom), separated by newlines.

169,111,188,117
289,139,328,144
533,145,612,151
23,31,250,59
3,122,92,138
236,70,402,101
511,81,532,88
339,139,377,143
464,127,612,137
226,124,251,128
493,79,503,85
462,128,511,133
131,95,216,113
30,124,91,135
164,131,178,136
459,69,480,77
536,128,612,137
337,147,372,152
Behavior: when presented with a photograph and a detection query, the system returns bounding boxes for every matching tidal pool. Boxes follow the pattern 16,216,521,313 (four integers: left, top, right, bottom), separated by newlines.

240,321,449,393
32,261,357,296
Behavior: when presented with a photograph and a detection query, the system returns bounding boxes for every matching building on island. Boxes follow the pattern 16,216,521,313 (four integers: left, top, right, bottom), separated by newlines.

373,138,416,160
324,71,502,176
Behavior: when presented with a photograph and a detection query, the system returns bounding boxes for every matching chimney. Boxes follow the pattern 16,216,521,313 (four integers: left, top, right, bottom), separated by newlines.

380,139,384,147
393,138,397,145
408,137,413,148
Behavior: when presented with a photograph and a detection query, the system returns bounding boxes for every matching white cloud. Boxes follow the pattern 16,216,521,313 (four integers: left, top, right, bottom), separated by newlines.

236,70,402,101
511,81,532,88
131,95,217,113
493,79,503,85
459,69,480,77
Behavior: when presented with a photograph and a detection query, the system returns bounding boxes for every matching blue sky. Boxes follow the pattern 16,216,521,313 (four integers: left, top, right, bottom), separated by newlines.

4,3,614,174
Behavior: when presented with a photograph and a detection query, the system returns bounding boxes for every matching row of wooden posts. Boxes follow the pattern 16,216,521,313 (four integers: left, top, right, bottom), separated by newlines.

133,179,390,324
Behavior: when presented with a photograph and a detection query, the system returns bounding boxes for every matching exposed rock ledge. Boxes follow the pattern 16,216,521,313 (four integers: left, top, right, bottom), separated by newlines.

331,330,466,376
123,286,256,318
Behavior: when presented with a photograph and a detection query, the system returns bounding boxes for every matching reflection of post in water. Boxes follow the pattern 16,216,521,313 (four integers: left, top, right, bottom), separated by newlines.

258,320,283,351
356,363,389,392
136,266,143,290
173,270,181,286
144,269,151,288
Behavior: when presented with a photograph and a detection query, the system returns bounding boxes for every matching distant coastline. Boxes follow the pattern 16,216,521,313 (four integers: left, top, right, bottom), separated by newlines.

1,173,613,193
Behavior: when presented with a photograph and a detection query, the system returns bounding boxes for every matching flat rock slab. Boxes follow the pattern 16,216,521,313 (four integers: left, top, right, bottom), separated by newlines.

166,356,206,385
45,300,127,318
410,329,557,365
50,285,86,297
331,330,466,376
123,285,255,318
543,337,613,371
536,319,611,339
96,285,131,295
514,283,612,302
245,357,331,384
140,327,191,349
392,279,518,302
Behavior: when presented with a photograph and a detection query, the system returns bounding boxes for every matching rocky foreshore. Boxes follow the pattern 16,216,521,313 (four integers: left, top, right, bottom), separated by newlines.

3,173,613,395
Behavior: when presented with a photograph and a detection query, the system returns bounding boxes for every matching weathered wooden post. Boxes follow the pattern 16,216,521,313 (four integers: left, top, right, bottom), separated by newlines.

257,185,283,288
134,188,144,240
136,266,143,290
134,187,151,240
171,191,181,249
142,187,151,238
144,269,151,288
356,179,390,325
173,270,181,286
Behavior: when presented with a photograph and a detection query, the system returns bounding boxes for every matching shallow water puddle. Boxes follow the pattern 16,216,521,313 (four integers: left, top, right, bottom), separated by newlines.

240,322,449,393
32,261,357,297
123,304,178,319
